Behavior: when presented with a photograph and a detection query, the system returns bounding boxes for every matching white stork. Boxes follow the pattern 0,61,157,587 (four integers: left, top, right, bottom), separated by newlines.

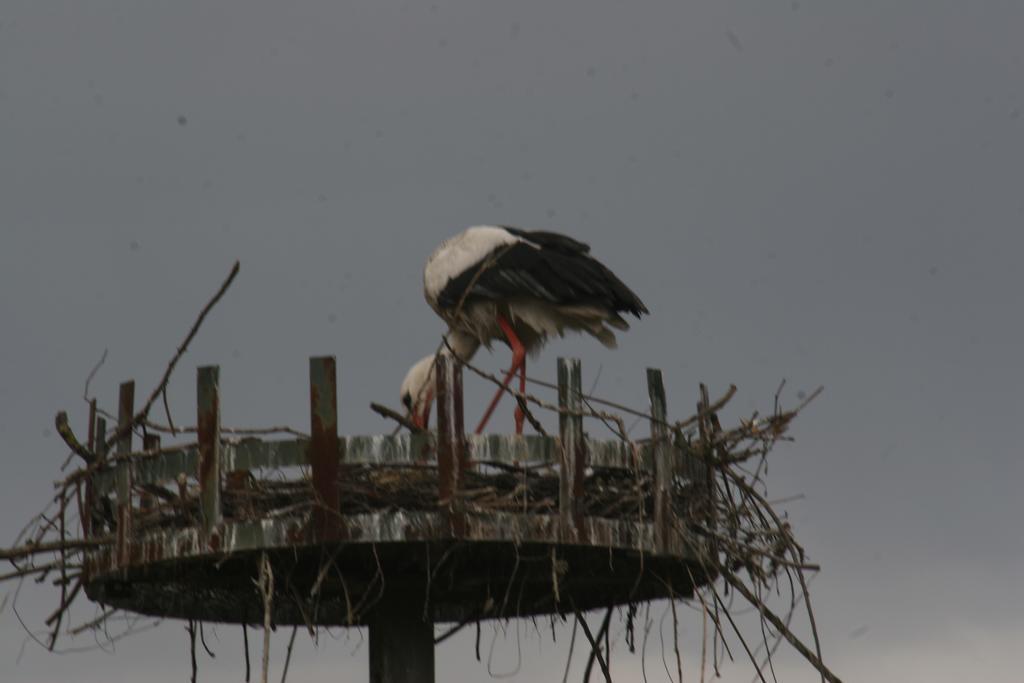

401,225,648,434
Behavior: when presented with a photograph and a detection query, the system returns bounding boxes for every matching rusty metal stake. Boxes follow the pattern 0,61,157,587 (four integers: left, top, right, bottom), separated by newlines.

558,358,585,542
435,354,466,537
116,381,134,568
309,356,341,540
197,366,222,533
647,368,671,554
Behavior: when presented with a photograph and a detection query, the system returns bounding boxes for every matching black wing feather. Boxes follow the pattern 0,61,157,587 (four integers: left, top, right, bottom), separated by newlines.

501,227,591,254
437,232,648,316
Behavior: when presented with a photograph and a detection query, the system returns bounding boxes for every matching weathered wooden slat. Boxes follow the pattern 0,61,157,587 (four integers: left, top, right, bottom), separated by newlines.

196,366,222,532
131,447,199,489
309,356,341,539
83,510,691,578
469,434,553,465
558,358,585,541
435,354,466,536
93,433,656,495
346,434,433,465
647,368,672,554
586,437,653,470
226,439,304,470
116,381,134,566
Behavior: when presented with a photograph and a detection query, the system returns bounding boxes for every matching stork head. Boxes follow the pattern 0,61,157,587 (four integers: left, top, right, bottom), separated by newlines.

400,355,437,429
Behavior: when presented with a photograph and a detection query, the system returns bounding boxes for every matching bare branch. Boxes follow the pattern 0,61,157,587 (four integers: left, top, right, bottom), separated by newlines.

103,261,240,453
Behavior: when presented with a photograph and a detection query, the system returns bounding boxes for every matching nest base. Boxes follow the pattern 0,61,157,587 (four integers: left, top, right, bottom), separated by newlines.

85,539,710,626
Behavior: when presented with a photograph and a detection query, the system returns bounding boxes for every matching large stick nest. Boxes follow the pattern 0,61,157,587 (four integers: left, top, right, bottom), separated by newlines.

1,261,842,683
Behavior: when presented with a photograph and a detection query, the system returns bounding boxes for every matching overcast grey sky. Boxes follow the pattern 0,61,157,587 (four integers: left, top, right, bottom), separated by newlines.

2,2,1022,681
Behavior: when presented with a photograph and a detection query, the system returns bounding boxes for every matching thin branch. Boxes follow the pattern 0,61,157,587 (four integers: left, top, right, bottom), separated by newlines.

574,610,611,683
723,571,842,683
370,402,425,434
583,607,613,683
243,624,251,683
103,260,240,452
199,622,216,658
561,614,578,683
187,620,198,683
54,412,95,465
280,626,298,683
82,348,108,404
0,535,113,562
257,552,274,683
68,609,117,636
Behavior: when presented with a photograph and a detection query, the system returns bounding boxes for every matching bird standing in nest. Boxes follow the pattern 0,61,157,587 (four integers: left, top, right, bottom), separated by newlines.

401,225,648,434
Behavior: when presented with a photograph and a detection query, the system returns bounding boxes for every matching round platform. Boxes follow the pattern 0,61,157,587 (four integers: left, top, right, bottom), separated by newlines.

83,431,711,626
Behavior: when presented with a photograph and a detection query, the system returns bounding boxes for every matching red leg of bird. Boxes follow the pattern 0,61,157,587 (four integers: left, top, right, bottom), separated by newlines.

514,356,526,434
412,390,434,430
475,315,526,434
418,403,432,430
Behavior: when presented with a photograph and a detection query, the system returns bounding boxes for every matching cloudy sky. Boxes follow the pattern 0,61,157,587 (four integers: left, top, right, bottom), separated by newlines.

1,2,1021,681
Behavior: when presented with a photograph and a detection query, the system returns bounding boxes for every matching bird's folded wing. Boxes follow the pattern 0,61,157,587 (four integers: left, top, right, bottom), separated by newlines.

437,242,648,316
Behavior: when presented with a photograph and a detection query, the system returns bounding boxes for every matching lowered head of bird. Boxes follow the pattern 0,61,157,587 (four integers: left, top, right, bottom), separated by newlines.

400,354,437,429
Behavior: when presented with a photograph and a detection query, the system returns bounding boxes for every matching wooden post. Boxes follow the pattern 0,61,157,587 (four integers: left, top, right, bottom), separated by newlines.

140,434,160,512
558,358,585,542
647,368,672,554
85,415,107,538
197,366,222,532
83,401,97,538
435,354,466,537
309,356,341,540
116,381,134,567
87,399,97,456
697,384,717,552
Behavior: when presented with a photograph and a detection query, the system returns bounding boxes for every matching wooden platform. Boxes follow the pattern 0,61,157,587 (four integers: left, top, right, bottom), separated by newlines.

79,356,712,680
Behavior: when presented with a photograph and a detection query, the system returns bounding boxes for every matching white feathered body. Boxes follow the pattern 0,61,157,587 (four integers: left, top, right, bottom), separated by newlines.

423,226,640,355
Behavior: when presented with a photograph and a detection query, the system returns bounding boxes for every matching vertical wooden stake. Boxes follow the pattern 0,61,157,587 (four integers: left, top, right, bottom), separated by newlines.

85,415,107,538
116,381,134,567
558,358,585,542
87,399,97,454
435,354,466,537
140,434,160,512
647,368,671,555
697,384,717,552
197,366,222,533
83,401,98,539
309,356,341,540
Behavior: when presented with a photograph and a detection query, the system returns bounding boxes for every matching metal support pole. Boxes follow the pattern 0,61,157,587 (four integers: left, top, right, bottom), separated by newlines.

369,599,435,683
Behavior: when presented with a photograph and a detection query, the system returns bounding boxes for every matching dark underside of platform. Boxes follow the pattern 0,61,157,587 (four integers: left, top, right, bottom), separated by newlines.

85,539,712,626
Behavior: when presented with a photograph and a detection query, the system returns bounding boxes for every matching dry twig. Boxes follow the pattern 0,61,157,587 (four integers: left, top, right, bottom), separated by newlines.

103,261,240,451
